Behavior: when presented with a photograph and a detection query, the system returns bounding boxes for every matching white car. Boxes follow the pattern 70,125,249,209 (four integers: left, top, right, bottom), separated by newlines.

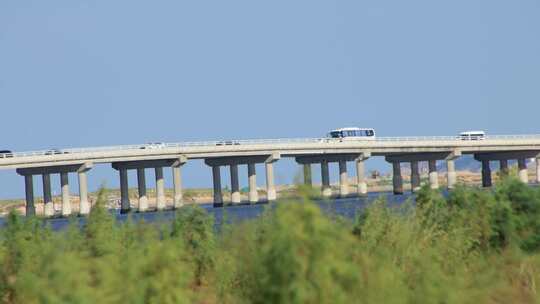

140,142,167,149
327,127,376,141
459,131,485,140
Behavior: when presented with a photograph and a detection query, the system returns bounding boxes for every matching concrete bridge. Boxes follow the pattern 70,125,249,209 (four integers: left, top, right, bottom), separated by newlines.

2,134,540,217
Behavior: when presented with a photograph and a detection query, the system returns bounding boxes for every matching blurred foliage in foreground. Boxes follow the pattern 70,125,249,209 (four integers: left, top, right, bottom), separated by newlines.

2,178,540,303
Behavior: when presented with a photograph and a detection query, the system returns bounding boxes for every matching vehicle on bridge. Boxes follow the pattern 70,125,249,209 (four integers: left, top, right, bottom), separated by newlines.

0,150,13,158
140,142,167,149
327,127,376,141
216,140,241,146
44,149,69,155
459,131,485,140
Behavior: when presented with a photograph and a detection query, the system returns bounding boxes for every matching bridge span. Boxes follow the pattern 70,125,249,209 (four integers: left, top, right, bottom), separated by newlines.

1,134,540,217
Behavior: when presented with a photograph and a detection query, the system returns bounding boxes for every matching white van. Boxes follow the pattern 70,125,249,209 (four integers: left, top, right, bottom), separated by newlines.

328,127,376,141
459,131,486,140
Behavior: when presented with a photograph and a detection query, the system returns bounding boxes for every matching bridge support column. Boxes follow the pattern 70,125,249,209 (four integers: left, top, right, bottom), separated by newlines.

428,160,439,190
500,159,509,177
172,166,183,209
447,159,457,190
155,167,165,210
303,164,312,186
60,172,71,216
230,165,240,204
410,161,421,192
481,160,492,188
321,160,332,197
137,168,148,212
24,175,35,216
119,169,130,213
212,166,223,207
42,174,54,217
536,159,540,184
78,171,90,215
265,162,276,201
392,162,403,195
356,159,367,196
339,160,349,198
248,163,258,203
518,159,528,184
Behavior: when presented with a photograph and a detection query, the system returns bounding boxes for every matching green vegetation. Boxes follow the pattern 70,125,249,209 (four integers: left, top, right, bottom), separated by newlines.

1,178,540,303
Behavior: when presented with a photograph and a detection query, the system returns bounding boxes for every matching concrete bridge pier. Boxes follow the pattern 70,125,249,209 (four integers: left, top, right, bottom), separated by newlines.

339,160,349,197
303,164,312,187
60,172,71,216
392,162,404,195
206,154,279,207
446,160,457,189
356,154,369,196
137,168,148,212
248,163,258,203
320,160,331,198
499,159,509,176
119,168,130,214
212,166,223,207
155,167,166,210
481,160,492,188
172,165,184,209
518,159,528,184
536,158,540,184
78,169,90,216
410,161,421,192
428,160,439,189
24,175,35,216
265,161,277,201
42,174,54,217
229,165,241,204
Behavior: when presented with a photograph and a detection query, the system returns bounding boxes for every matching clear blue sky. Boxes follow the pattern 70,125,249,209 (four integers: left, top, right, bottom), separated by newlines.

1,0,539,198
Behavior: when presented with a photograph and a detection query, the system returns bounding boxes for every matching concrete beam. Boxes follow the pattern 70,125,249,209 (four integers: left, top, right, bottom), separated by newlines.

385,152,453,163
295,153,368,165
16,162,92,176
112,157,187,170
474,150,540,161
204,153,280,167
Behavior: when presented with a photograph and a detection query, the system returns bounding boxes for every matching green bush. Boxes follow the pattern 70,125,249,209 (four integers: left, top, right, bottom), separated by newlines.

1,181,540,303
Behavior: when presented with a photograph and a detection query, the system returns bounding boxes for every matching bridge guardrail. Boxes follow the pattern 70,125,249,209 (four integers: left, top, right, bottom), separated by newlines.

3,134,540,159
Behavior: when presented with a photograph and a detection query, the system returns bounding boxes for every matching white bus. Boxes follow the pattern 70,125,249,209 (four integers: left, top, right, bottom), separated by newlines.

459,130,486,140
328,127,376,141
